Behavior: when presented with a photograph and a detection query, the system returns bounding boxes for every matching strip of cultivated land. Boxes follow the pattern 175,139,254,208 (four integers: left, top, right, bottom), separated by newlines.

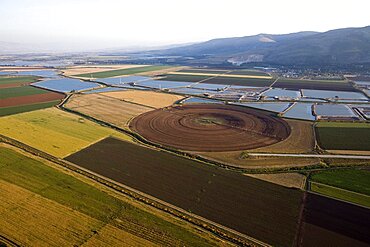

160,74,274,86
168,71,272,79
65,93,153,128
315,122,370,151
61,65,144,77
101,90,184,108
66,137,303,247
274,78,354,91
0,108,130,157
0,145,223,247
0,76,39,88
76,65,172,78
0,100,60,117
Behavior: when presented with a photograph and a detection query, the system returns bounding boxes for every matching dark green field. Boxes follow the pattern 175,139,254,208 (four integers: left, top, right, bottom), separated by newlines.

0,86,47,99
315,122,370,150
0,100,59,117
66,137,303,247
311,169,370,195
0,76,38,85
228,69,270,76
0,146,217,246
274,78,354,91
76,66,172,78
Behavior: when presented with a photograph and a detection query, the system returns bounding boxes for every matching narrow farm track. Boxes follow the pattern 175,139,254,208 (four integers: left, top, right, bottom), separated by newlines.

248,153,370,159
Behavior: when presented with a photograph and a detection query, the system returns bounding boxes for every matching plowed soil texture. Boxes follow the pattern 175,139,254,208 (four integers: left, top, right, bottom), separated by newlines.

129,104,291,151
66,137,303,247
298,193,370,247
0,92,64,107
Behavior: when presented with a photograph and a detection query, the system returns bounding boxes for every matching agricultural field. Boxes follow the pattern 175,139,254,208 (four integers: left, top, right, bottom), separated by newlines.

0,108,130,157
315,122,370,151
0,145,223,247
0,75,38,88
61,65,144,77
0,76,65,116
246,172,306,189
196,151,320,169
248,118,315,153
160,74,213,82
66,137,303,247
160,73,274,86
130,104,291,152
299,193,370,247
76,65,172,78
101,90,184,108
65,93,152,128
273,78,355,91
203,76,274,87
310,169,370,207
310,182,370,208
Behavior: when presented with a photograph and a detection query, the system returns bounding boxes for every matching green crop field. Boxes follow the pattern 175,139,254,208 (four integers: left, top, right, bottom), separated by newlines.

0,146,217,246
0,85,47,99
178,69,229,74
310,182,370,208
0,108,131,157
0,76,38,85
311,169,370,195
0,100,59,117
315,122,370,150
76,65,172,78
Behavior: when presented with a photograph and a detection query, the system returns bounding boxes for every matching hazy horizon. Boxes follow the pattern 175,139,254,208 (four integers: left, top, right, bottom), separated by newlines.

1,0,370,52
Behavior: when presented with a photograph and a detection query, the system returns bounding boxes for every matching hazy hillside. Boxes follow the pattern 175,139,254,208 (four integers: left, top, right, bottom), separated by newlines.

156,26,370,65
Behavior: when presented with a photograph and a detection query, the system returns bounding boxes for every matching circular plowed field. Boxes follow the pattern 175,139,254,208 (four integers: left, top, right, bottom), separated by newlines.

129,104,291,151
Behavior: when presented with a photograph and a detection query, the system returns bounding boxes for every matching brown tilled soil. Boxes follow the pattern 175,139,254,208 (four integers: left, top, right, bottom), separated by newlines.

0,92,64,107
130,104,291,151
0,82,32,89
66,137,303,247
298,193,370,247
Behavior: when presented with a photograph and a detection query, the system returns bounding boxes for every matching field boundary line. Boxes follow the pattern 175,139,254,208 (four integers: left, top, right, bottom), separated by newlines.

0,233,21,247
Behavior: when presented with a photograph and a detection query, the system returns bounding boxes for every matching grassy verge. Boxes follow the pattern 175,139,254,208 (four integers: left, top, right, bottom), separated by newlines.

310,182,370,208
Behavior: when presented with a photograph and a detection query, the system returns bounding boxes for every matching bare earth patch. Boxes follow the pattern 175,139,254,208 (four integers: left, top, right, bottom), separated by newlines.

102,90,184,108
246,173,306,189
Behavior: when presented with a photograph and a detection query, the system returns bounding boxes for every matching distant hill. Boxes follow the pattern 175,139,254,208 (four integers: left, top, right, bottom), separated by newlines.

156,26,370,66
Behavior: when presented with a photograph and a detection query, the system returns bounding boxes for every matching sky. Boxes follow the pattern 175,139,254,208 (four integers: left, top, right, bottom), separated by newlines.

0,0,369,51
